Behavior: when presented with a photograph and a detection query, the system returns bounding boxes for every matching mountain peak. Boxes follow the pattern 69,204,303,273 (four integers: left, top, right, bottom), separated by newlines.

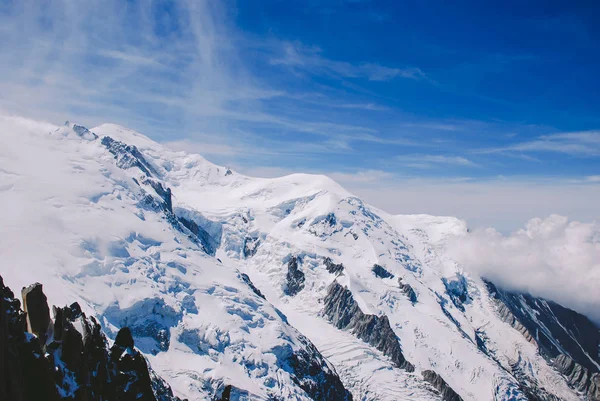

1,115,597,401
93,123,157,148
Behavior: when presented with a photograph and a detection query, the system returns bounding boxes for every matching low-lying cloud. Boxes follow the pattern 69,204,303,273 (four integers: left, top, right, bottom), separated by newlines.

446,215,600,323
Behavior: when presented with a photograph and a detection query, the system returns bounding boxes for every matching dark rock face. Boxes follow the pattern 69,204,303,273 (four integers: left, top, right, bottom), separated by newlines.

212,339,354,401
372,264,394,279
102,136,157,177
179,215,219,256
0,275,183,401
104,135,218,257
115,326,135,348
398,278,417,304
215,275,353,401
243,236,260,258
214,384,232,401
422,370,464,401
285,334,354,401
21,282,51,345
485,280,600,399
137,184,213,256
485,280,600,371
323,257,344,275
240,273,266,300
553,354,600,400
323,282,414,372
309,213,343,237
284,256,305,296
109,327,158,401
72,124,98,140
141,177,173,213
212,385,251,401
0,276,59,401
493,297,535,344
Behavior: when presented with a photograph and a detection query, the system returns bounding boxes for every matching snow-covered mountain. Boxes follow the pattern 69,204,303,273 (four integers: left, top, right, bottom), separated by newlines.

0,115,598,401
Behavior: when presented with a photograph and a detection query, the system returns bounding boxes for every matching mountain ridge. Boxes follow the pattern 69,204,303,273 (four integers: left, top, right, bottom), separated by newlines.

0,115,598,401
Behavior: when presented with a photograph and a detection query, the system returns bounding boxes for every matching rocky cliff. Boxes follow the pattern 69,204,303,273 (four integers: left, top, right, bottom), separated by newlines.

0,275,183,401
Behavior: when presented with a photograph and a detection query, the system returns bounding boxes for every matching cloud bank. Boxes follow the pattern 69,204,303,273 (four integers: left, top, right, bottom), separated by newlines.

446,215,600,323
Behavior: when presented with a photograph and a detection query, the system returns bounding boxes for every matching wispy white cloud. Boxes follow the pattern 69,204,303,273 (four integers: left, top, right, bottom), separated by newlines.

396,154,479,168
0,0,413,152
162,131,355,164
97,49,164,67
270,41,427,81
162,140,241,157
480,130,600,156
586,175,600,183
399,122,460,131
328,169,396,184
335,102,389,111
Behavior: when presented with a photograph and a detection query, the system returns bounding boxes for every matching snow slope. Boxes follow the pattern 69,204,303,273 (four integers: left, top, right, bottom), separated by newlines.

1,116,598,401
0,117,351,401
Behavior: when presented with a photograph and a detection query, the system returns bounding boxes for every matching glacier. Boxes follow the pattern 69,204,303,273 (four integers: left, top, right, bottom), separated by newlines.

0,115,598,401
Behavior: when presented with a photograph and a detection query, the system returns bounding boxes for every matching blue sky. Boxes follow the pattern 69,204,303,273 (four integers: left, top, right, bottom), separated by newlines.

0,0,598,230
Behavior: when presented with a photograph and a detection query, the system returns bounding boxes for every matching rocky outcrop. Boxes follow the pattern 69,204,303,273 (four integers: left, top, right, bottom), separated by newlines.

70,123,98,140
287,334,354,401
211,385,252,401
243,236,260,258
214,384,232,401
141,177,173,213
485,280,600,370
372,264,394,279
0,276,58,401
103,134,219,257
398,278,417,304
324,282,414,372
284,256,305,296
21,283,51,345
553,354,600,400
0,275,183,401
240,273,266,300
309,213,343,237
140,181,220,260
179,214,219,256
211,335,353,401
136,183,212,256
485,280,600,399
102,135,157,177
323,257,344,275
493,299,536,344
422,370,464,401
109,327,159,401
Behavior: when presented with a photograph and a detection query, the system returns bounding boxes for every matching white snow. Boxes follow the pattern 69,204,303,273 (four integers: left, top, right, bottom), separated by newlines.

0,115,589,401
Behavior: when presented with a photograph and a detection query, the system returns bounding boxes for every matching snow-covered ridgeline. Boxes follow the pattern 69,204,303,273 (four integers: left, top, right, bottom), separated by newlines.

1,115,599,401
